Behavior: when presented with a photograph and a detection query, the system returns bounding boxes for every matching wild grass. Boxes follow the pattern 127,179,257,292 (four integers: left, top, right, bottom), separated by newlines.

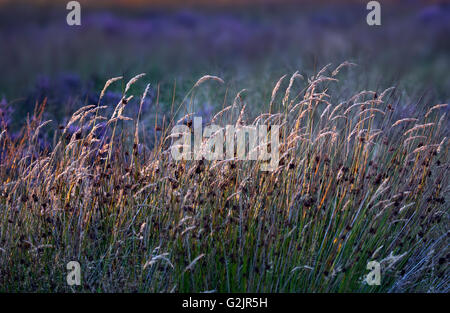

0,63,448,292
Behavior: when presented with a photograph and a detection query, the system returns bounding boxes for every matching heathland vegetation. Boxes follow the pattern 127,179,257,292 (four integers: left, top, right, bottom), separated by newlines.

0,2,448,292
0,63,448,292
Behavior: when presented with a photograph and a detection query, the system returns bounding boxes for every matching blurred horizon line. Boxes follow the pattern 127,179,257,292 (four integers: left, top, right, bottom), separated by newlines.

0,0,446,9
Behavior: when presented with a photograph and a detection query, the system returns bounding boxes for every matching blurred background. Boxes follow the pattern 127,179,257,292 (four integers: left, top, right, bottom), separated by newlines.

0,0,449,134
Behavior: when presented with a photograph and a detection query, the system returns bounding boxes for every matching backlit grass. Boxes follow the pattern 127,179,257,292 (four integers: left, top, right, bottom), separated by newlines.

0,63,448,292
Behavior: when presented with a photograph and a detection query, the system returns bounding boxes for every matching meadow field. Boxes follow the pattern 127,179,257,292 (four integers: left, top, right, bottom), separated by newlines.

0,1,448,292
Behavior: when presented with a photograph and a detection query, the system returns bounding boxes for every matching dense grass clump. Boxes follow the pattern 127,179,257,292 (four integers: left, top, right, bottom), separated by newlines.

0,63,448,292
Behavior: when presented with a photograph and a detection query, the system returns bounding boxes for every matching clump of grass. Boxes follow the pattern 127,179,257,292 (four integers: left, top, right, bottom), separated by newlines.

0,63,448,292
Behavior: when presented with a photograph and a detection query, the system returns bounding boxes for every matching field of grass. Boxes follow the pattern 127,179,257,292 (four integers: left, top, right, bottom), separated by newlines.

0,63,448,292
0,2,448,293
